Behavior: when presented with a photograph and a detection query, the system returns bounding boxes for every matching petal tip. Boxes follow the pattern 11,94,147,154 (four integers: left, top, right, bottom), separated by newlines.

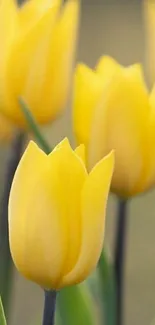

54,137,71,151
102,149,115,172
26,141,47,158
74,143,86,164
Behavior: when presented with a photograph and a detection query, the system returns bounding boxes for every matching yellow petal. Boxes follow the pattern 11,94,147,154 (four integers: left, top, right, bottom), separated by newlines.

48,138,87,285
73,64,104,147
5,0,79,126
150,84,155,108
0,0,17,69
0,0,17,109
73,57,122,152
18,0,62,36
32,0,79,121
143,86,155,190
96,55,121,78
74,144,86,164
24,0,79,123
9,141,52,285
4,3,59,125
88,65,150,197
61,151,114,287
9,139,86,289
52,137,69,151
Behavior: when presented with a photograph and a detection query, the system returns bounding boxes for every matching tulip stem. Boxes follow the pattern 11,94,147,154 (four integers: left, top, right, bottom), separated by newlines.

114,199,128,325
43,290,57,325
19,98,51,154
0,132,25,317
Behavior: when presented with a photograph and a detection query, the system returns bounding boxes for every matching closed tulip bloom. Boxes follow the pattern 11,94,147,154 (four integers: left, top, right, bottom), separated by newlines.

73,56,155,197
9,138,114,289
0,0,79,127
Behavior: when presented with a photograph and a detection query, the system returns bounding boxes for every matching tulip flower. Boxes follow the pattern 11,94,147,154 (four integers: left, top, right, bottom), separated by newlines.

8,138,114,289
73,56,155,197
0,0,79,127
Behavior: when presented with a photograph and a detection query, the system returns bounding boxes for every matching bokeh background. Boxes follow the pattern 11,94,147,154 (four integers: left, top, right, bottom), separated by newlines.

1,0,155,324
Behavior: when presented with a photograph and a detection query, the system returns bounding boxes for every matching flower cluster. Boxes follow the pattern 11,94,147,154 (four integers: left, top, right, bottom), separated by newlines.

4,0,155,292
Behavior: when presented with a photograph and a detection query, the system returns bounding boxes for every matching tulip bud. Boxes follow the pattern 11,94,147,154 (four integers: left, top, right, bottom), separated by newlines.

0,0,79,127
9,138,114,289
73,56,155,197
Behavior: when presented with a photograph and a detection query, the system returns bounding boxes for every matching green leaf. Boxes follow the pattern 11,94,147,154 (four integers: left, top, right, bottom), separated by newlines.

98,249,117,325
55,309,62,325
56,284,96,325
18,98,51,154
0,298,6,325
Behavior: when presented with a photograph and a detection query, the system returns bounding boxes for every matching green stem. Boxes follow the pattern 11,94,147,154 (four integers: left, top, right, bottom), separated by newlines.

98,249,117,325
0,299,6,325
19,98,51,154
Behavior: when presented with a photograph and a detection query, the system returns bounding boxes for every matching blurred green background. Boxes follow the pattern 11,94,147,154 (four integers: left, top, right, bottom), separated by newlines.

1,0,155,324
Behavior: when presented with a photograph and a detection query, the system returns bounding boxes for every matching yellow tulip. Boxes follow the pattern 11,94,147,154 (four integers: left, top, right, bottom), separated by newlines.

0,0,79,127
8,138,114,289
144,0,155,84
73,56,155,197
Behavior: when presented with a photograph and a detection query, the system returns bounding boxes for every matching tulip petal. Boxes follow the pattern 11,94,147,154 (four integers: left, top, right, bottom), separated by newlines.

0,0,17,109
28,0,79,121
96,55,121,78
143,86,155,190
88,66,150,196
5,0,79,126
73,59,123,151
9,141,51,284
18,0,62,35
48,139,87,284
0,0,17,69
74,144,86,164
5,3,60,125
61,151,114,287
24,0,79,123
9,140,85,289
73,64,104,148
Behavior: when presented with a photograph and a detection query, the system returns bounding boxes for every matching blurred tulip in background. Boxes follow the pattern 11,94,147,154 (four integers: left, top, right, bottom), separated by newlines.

0,0,79,127
73,56,155,197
